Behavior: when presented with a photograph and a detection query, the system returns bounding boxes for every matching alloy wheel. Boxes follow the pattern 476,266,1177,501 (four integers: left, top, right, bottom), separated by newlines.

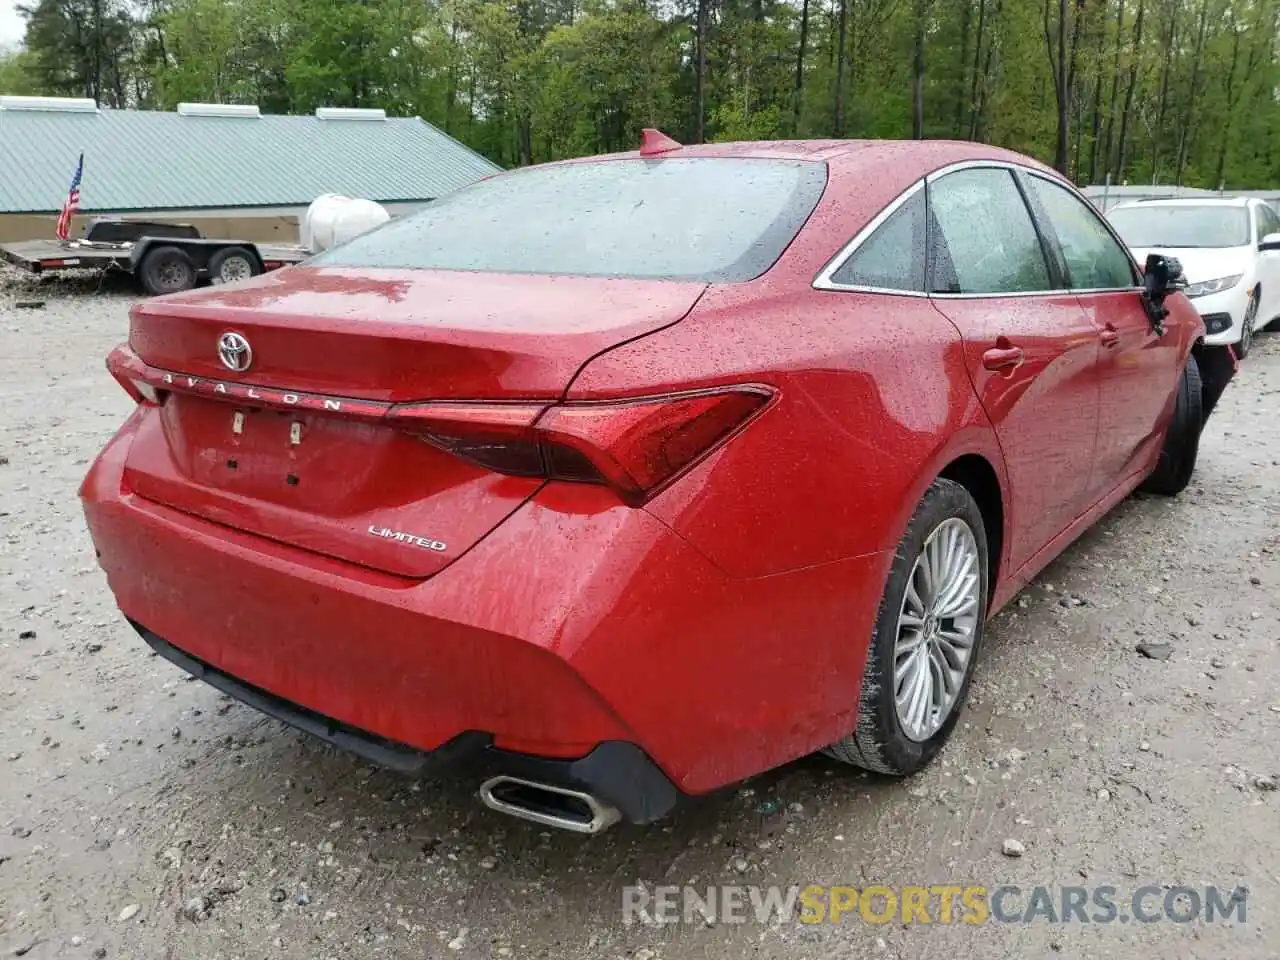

892,517,982,742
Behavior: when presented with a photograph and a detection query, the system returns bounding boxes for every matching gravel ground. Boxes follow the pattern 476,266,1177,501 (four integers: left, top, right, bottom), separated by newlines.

1,265,1278,960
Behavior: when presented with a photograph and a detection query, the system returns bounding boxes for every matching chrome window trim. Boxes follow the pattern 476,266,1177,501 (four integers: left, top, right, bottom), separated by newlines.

813,157,1143,298
929,287,1144,301
1074,286,1146,296
812,284,932,298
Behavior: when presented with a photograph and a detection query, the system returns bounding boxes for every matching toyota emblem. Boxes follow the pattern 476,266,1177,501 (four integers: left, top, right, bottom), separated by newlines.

217,332,253,372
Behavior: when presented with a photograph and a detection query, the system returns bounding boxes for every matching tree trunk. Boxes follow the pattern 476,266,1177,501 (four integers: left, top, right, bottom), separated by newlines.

1087,74,1102,182
1151,9,1176,182
695,0,710,142
834,0,848,136
1100,0,1124,181
973,0,1002,141
793,0,810,133
518,117,533,166
953,0,971,136
1073,80,1087,180
1173,0,1209,186
1083,3,1105,184
467,68,476,138
827,0,836,67
912,0,926,138
1114,0,1143,180
967,0,987,139
957,0,972,136
1056,0,1068,172
1062,0,1084,176
445,18,460,134
1213,23,1242,187
1043,0,1070,173
91,0,104,103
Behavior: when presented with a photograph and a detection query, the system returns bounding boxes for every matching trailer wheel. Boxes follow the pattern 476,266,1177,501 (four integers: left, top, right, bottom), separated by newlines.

139,245,197,296
209,246,259,286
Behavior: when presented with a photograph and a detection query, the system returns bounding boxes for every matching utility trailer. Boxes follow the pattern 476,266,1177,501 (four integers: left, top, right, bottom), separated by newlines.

0,218,308,295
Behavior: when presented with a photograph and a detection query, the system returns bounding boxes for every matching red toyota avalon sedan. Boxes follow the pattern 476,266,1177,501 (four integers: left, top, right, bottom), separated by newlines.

82,135,1234,834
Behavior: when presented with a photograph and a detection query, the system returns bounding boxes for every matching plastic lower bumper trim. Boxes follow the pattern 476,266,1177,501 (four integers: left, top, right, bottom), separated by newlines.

129,620,681,825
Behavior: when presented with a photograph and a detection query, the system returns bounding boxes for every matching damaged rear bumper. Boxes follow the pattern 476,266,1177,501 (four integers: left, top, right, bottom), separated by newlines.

133,620,681,825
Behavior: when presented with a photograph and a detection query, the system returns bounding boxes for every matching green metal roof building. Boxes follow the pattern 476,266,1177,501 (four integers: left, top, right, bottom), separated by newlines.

0,97,501,241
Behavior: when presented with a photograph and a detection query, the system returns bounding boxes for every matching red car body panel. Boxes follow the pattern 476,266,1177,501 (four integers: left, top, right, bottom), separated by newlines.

81,138,1213,811
578,286,1001,577
929,293,1104,574
84,410,889,792
1079,290,1188,495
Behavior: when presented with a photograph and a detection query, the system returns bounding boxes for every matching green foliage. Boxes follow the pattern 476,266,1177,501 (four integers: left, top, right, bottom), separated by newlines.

0,49,42,95
4,0,1280,186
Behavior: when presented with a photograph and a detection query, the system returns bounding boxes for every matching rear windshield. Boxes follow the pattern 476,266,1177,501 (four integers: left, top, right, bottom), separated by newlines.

1106,204,1251,248
309,158,828,282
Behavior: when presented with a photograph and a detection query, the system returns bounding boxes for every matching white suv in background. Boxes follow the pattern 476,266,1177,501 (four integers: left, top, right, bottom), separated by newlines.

1107,197,1280,358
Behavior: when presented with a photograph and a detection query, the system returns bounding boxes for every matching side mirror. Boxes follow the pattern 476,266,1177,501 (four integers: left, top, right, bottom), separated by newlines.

1143,253,1184,296
1260,232,1280,253
1141,253,1183,334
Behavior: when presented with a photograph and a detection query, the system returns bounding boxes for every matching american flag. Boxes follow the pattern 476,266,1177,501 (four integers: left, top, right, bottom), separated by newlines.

55,152,84,242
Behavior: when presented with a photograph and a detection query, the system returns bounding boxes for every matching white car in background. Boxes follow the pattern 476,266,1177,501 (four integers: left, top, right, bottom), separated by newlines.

1107,197,1280,358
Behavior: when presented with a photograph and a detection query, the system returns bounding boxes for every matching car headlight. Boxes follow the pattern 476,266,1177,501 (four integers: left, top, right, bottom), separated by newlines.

1184,274,1243,298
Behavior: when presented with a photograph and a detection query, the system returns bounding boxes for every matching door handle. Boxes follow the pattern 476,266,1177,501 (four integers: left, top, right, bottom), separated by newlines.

982,345,1024,371
1100,323,1121,348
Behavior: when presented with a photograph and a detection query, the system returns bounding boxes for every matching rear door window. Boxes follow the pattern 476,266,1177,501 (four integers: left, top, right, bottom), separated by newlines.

927,168,1053,294
309,158,828,283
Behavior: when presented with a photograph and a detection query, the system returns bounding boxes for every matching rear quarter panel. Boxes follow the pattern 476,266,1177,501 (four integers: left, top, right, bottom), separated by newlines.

568,281,1007,581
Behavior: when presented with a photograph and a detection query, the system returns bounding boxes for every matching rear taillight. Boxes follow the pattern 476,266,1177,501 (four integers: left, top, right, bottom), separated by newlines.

106,345,164,406
388,387,773,505
388,401,549,477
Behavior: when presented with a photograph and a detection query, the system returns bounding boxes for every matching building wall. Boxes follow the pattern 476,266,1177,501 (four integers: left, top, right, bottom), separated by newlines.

0,200,429,244
0,211,300,244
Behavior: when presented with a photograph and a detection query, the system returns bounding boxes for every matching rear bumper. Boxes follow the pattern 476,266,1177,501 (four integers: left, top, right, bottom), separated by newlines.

134,621,678,823
81,413,891,801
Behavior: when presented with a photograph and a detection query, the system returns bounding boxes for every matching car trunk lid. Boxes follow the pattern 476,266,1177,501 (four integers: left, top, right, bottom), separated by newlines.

129,266,708,402
120,266,707,578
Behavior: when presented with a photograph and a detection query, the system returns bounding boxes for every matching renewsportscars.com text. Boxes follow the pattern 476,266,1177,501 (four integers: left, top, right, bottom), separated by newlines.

622,884,1248,926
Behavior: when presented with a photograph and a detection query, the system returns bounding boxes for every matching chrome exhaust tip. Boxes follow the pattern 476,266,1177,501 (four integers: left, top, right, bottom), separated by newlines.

478,775,622,835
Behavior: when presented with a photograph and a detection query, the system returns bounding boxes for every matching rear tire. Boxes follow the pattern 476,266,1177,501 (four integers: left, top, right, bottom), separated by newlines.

1139,355,1204,496
827,478,988,776
139,245,197,296
209,246,259,285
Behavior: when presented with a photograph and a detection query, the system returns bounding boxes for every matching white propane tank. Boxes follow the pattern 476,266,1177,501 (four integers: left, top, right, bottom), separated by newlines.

302,195,391,253
301,193,344,252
